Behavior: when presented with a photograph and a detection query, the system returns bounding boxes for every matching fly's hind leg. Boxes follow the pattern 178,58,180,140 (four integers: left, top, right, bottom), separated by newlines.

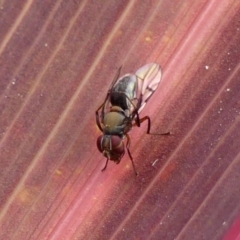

134,115,170,135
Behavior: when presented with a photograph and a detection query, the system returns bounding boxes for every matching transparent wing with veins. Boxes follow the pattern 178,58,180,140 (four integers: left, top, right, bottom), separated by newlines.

135,63,162,113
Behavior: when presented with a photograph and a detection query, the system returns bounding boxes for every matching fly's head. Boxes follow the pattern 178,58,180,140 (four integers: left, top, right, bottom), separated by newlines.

97,135,125,163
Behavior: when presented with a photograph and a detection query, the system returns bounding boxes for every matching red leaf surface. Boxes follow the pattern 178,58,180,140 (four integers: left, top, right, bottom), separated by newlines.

0,0,240,239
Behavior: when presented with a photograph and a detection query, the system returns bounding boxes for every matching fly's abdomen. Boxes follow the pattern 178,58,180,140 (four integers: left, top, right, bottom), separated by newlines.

110,75,137,111
110,91,128,110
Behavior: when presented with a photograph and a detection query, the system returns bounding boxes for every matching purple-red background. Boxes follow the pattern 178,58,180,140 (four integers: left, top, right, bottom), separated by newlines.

0,1,240,239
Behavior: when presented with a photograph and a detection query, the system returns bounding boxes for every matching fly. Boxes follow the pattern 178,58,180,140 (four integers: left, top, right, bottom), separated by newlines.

96,63,169,176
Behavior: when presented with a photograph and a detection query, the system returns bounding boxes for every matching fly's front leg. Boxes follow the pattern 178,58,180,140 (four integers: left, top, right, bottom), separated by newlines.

96,109,103,132
126,134,138,176
101,158,109,172
96,66,123,132
95,91,110,132
95,111,103,132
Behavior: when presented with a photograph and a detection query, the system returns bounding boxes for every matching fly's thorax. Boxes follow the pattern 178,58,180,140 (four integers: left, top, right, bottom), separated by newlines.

103,106,126,135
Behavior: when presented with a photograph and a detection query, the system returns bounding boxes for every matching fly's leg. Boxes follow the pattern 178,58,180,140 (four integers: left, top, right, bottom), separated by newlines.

96,66,123,132
101,158,109,172
126,134,138,176
134,115,170,135
96,95,109,132
133,110,141,127
109,65,123,89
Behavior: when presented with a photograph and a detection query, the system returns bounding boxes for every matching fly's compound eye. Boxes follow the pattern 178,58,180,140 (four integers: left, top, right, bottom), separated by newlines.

96,135,125,159
97,136,104,153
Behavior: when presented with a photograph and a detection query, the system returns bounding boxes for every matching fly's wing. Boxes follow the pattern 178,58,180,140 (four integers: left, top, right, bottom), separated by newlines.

101,66,123,117
111,74,138,113
135,63,162,113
